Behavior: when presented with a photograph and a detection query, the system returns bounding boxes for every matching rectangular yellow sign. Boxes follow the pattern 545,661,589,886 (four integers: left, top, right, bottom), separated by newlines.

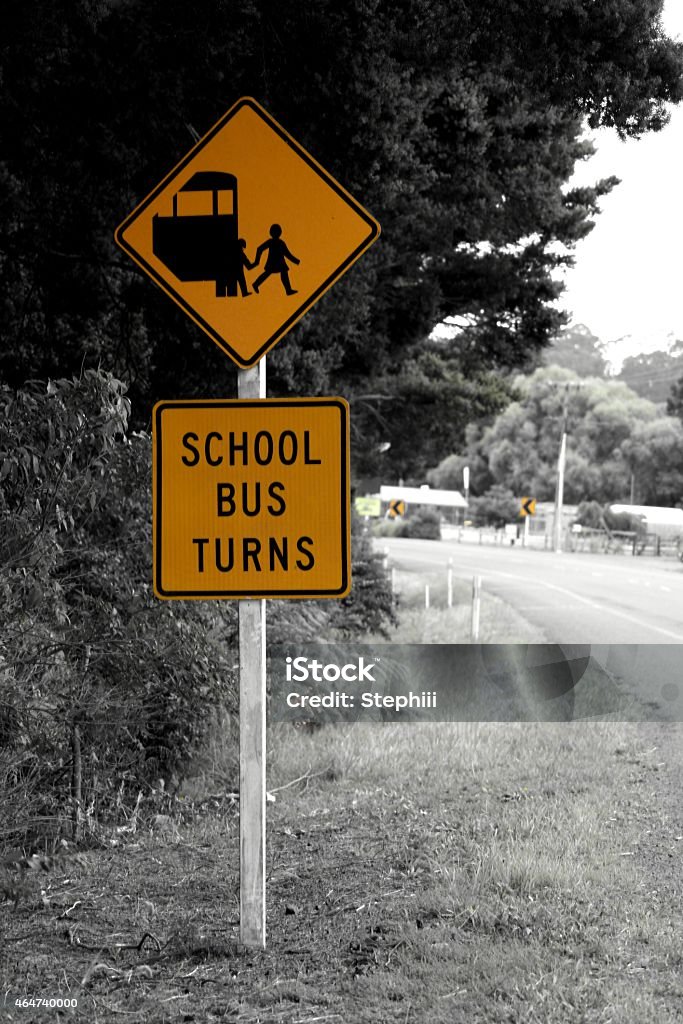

153,399,350,598
354,496,381,517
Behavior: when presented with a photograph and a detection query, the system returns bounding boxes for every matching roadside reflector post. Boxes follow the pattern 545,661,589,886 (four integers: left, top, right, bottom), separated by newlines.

447,559,453,608
471,575,481,641
238,361,267,950
391,566,396,593
425,584,430,609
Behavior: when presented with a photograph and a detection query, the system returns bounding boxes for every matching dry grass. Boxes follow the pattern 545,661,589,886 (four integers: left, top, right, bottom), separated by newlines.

2,719,682,1022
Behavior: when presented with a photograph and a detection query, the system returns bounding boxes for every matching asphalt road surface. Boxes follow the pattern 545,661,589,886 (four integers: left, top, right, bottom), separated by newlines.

377,536,683,720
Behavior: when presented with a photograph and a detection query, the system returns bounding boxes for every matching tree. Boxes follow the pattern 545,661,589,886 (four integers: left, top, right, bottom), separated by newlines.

467,485,519,528
667,371,683,422
619,343,683,404
428,366,683,507
2,0,682,478
353,349,513,480
620,418,683,506
542,324,609,378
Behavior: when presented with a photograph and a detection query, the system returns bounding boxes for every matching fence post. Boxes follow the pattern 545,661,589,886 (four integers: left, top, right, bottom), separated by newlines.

471,575,481,641
447,560,453,608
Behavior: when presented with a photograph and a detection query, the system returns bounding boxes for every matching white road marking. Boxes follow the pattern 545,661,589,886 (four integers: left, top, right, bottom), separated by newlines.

464,566,683,642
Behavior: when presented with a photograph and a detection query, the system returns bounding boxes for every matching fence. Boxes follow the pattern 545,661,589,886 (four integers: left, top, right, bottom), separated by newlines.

441,524,682,558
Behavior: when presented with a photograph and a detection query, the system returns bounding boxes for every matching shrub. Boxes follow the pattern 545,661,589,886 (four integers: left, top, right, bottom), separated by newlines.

393,507,441,540
0,372,236,846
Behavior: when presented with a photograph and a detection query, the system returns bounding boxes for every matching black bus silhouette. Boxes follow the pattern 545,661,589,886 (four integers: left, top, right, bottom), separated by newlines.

152,171,240,297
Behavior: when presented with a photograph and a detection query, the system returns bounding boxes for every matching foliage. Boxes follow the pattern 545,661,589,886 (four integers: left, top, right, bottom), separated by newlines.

0,372,239,844
618,343,683,404
1,1,682,478
666,373,683,422
602,508,642,534
327,513,397,638
425,453,467,493
620,416,683,507
541,325,609,378
353,351,514,480
573,500,644,535
467,485,520,527
1,372,398,843
391,507,441,540
573,500,606,531
428,366,683,507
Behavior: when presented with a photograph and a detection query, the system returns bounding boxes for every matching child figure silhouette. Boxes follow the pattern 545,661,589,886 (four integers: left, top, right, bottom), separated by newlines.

252,224,300,295
235,238,253,297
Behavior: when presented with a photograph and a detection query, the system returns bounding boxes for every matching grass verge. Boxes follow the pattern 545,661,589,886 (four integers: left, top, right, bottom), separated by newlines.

2,572,679,1022
2,720,682,1022
385,567,547,644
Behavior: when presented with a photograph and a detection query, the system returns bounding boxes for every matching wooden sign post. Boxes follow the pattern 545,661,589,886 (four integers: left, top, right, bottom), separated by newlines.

238,361,266,947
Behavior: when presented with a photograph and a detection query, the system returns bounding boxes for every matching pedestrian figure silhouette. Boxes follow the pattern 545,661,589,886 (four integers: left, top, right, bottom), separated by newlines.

252,224,300,295
217,238,254,298
234,238,254,296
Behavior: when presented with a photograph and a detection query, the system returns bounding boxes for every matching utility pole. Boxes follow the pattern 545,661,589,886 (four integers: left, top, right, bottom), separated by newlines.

551,381,584,554
463,465,470,526
553,428,567,553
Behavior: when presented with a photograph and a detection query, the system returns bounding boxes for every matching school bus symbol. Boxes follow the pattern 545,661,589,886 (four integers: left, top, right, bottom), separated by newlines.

152,171,245,298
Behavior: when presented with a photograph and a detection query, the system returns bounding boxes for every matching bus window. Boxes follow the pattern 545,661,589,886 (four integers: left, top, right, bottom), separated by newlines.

217,190,234,215
176,190,214,217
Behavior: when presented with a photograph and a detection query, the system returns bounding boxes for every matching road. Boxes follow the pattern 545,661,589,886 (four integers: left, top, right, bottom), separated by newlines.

377,536,683,720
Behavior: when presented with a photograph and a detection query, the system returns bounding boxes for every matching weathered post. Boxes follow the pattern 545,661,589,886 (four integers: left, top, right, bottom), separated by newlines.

471,575,481,641
238,361,267,948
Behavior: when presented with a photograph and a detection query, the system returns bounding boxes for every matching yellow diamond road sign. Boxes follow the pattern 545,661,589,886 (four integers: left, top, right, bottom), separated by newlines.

115,97,380,368
153,398,350,599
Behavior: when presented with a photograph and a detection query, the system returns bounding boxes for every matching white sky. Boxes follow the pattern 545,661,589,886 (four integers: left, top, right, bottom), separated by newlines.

558,1,683,359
